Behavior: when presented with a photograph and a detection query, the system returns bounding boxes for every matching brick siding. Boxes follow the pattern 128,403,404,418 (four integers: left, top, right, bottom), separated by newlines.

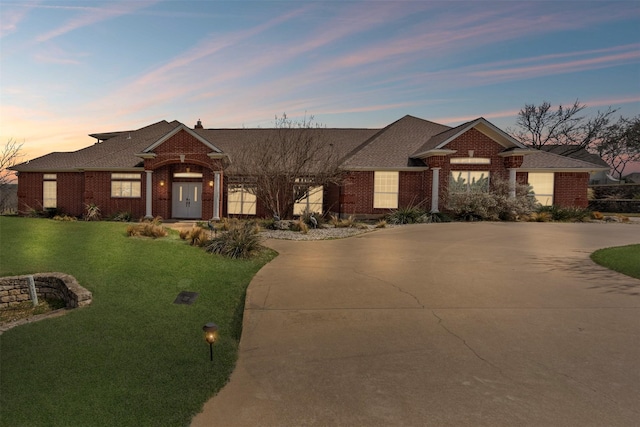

554,172,590,208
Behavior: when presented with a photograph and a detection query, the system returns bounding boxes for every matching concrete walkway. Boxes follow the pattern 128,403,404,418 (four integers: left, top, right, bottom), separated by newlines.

192,222,640,427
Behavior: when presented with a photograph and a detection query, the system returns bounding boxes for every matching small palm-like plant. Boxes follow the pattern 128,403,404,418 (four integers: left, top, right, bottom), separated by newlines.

84,204,101,221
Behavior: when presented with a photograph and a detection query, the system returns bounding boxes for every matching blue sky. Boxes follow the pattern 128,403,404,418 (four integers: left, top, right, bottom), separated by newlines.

1,0,639,164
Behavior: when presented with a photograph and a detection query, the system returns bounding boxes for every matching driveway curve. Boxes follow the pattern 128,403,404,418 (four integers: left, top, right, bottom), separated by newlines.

192,222,640,427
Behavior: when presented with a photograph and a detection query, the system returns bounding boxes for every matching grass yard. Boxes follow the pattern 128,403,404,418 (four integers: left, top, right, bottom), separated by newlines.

0,217,275,427
591,244,640,279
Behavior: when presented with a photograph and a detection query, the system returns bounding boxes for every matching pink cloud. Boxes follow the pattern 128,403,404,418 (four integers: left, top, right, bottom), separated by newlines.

471,51,640,80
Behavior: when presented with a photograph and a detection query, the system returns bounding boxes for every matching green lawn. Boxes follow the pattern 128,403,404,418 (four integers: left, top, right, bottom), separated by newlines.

591,244,640,279
0,217,275,427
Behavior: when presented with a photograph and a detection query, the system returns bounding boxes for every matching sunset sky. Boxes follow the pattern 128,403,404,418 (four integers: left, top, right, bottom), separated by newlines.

1,0,639,168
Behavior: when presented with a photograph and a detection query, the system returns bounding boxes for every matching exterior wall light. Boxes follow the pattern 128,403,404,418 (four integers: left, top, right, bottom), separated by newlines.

209,180,214,187
159,180,165,186
203,322,219,361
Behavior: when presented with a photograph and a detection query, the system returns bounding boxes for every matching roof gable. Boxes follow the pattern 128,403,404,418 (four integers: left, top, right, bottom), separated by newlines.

341,115,451,169
143,124,223,153
412,117,527,158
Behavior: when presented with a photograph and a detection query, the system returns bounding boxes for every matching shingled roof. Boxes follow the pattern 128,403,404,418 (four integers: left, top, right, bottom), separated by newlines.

13,120,183,171
521,150,609,171
341,115,451,169
539,145,610,168
11,116,608,173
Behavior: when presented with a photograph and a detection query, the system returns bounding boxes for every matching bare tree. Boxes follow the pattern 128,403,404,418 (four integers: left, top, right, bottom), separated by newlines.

229,114,343,219
0,138,24,212
597,116,640,180
512,100,617,154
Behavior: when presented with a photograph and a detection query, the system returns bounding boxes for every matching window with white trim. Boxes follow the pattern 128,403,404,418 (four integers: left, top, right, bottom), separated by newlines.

450,157,491,165
528,172,554,206
294,186,323,215
449,171,490,193
374,171,399,209
43,174,57,208
111,173,141,198
228,184,256,215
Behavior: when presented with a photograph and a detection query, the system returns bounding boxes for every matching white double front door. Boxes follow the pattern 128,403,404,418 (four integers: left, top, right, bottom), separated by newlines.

172,183,202,219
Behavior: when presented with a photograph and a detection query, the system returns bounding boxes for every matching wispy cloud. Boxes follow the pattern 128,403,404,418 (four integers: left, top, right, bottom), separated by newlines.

32,45,88,65
35,0,158,43
0,3,34,37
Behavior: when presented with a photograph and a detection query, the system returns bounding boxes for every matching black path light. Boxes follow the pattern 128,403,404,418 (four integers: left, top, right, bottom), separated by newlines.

203,322,219,361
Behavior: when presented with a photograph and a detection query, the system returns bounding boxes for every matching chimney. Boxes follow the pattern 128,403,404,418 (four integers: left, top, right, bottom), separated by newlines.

195,119,203,129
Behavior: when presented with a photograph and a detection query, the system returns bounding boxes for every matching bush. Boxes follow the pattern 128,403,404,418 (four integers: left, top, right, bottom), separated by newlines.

386,205,426,224
537,205,592,222
375,220,387,228
290,219,309,234
205,222,263,259
126,217,167,238
329,214,364,228
53,214,77,221
446,176,537,221
110,211,132,222
180,226,210,246
419,212,452,223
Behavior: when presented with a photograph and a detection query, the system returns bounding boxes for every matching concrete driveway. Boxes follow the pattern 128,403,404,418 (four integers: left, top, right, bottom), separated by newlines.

192,222,640,427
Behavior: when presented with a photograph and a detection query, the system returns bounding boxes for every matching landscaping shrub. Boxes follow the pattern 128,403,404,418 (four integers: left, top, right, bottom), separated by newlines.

419,212,452,223
126,217,167,238
205,222,263,259
52,214,77,221
446,176,537,221
290,219,309,234
537,205,592,222
375,219,387,228
386,205,426,224
84,203,101,221
180,226,210,246
329,214,367,228
109,211,132,222
528,211,552,222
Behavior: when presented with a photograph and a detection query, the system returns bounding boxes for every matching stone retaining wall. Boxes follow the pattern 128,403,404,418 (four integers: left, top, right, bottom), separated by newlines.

0,273,92,309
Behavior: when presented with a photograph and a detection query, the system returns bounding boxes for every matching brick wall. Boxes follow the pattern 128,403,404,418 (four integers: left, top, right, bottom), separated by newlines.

57,172,85,216
554,172,590,207
84,171,146,219
16,172,43,214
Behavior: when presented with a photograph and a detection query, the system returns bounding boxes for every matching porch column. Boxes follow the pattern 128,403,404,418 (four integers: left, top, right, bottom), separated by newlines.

430,167,441,213
212,172,221,220
145,170,153,219
508,168,517,199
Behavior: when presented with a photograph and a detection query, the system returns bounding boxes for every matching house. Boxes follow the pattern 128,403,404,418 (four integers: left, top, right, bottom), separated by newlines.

11,115,608,220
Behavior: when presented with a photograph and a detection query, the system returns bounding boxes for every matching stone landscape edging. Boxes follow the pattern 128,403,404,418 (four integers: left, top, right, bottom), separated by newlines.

0,273,92,334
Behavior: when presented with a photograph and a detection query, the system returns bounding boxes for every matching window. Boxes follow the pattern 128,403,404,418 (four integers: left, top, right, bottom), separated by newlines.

173,172,203,178
528,172,554,206
294,186,323,215
111,173,141,198
450,157,491,165
43,174,56,208
374,171,399,209
228,184,256,215
450,171,490,193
